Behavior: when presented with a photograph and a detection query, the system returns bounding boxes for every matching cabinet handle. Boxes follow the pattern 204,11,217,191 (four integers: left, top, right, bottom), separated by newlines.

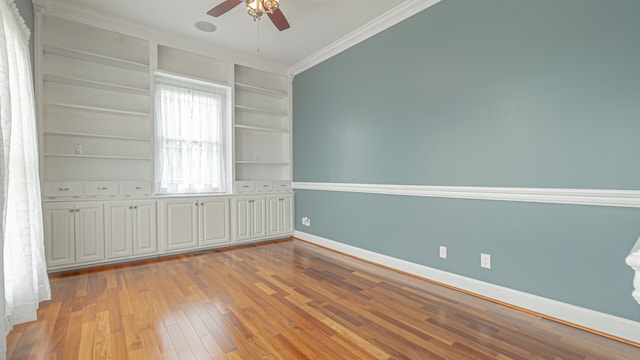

58,188,70,191
98,187,108,190
135,186,142,190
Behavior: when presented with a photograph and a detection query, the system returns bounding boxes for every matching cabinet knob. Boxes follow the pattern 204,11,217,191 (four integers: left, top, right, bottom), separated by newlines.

75,209,80,212
68,209,74,213
195,202,199,206
200,202,204,206
134,206,138,209
129,206,133,209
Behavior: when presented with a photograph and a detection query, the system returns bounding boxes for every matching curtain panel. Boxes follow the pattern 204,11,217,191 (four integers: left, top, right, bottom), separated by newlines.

0,0,51,356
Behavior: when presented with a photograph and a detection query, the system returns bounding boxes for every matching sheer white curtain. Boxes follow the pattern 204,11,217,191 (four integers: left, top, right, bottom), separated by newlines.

155,76,229,194
0,0,51,355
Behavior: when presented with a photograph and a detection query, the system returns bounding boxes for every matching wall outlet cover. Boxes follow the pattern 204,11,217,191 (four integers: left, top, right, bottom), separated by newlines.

439,246,447,259
481,253,491,269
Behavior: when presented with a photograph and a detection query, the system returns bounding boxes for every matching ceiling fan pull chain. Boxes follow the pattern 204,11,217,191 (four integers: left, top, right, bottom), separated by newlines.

256,18,261,53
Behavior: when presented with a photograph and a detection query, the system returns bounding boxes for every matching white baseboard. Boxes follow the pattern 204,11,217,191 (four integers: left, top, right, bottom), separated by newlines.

293,230,640,344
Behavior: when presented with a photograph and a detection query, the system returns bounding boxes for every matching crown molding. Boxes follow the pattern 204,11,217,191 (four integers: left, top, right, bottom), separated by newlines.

293,182,640,208
36,0,289,75
289,0,442,75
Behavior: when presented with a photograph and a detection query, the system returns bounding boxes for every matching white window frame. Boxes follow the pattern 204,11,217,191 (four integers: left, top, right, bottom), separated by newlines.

154,73,232,194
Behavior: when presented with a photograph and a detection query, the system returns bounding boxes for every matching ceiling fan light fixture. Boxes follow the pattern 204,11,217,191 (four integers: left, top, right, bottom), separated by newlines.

246,0,279,21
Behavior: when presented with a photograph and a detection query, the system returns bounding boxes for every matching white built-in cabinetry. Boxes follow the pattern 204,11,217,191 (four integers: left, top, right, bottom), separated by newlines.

104,201,157,259
158,197,230,253
267,194,294,236
43,202,105,268
39,15,152,187
36,14,294,272
234,65,291,187
233,196,267,241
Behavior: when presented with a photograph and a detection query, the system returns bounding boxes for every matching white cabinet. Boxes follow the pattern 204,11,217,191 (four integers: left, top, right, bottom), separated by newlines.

233,196,266,242
158,197,230,252
43,202,105,269
267,194,294,236
104,201,157,259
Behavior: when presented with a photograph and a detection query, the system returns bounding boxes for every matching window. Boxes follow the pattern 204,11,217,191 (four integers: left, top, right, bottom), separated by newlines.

154,75,231,194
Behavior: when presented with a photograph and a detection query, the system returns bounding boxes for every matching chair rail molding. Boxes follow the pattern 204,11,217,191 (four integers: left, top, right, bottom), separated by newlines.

626,236,640,304
292,182,640,208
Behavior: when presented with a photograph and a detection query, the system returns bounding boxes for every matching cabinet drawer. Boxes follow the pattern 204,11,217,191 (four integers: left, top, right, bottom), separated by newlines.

255,181,274,192
84,181,118,196
235,181,255,193
273,181,291,192
43,181,83,197
119,181,151,195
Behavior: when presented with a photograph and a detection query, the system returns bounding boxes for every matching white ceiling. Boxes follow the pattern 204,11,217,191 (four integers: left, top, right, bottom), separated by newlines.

38,0,426,72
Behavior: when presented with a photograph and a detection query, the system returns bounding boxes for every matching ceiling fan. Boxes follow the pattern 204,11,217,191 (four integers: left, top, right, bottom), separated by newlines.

207,0,291,31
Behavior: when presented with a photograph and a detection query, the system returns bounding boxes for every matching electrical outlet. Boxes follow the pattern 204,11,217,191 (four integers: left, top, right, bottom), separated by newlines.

306,217,311,226
439,246,447,259
481,253,491,269
301,217,311,227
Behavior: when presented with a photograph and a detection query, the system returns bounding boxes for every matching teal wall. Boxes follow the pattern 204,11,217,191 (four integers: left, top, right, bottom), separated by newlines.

292,0,640,321
14,0,34,69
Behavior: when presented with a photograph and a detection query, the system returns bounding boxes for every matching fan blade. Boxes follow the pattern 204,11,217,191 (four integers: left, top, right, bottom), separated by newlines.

267,8,290,31
207,0,242,17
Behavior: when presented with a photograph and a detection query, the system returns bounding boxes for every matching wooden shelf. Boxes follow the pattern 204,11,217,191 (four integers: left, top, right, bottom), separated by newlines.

234,124,289,134
44,153,150,161
45,102,149,118
44,74,149,96
43,131,150,142
43,45,149,73
235,82,288,98
235,105,287,117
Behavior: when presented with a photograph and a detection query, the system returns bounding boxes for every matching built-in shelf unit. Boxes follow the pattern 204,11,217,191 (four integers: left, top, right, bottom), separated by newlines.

39,15,152,187
37,14,293,196
35,11,294,272
234,65,291,185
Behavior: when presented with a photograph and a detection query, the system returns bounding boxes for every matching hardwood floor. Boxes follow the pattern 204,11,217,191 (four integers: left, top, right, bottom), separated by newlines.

7,239,640,359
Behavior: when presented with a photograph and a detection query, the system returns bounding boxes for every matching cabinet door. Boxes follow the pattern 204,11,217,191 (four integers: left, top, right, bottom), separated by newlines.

266,196,280,235
200,198,230,246
267,195,294,236
75,202,105,263
280,195,294,234
161,199,198,251
251,197,266,239
133,201,157,255
105,202,133,259
234,198,252,241
43,203,75,268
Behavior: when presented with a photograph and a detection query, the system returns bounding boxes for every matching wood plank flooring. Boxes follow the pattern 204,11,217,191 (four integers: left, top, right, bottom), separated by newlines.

7,239,640,359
